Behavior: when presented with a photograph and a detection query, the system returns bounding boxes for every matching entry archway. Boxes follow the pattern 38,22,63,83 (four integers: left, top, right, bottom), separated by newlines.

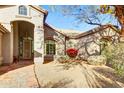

11,20,34,61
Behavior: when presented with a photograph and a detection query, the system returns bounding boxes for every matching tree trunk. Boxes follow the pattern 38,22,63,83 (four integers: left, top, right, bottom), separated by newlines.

121,25,124,36
115,6,124,36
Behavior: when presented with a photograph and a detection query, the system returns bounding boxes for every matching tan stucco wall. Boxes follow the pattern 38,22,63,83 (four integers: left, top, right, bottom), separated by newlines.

0,5,44,31
0,5,45,64
13,22,19,58
0,32,3,65
2,28,13,64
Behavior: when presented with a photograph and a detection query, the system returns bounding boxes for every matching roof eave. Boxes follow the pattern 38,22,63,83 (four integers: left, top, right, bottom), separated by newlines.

44,23,70,38
74,25,120,39
29,5,48,15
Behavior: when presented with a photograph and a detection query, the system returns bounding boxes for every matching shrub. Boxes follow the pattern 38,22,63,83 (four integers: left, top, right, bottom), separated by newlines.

87,55,107,66
102,43,124,76
57,56,69,63
66,48,78,58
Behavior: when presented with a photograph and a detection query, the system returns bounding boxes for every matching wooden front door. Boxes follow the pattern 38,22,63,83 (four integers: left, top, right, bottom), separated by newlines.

23,39,32,59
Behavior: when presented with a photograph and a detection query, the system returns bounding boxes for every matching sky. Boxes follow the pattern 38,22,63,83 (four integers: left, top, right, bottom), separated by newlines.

41,5,119,32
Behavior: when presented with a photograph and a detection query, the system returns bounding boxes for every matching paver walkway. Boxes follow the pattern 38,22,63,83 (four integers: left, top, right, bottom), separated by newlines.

0,60,33,75
0,61,38,88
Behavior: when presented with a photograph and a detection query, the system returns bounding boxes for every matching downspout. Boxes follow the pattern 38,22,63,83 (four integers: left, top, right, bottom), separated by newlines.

65,37,67,55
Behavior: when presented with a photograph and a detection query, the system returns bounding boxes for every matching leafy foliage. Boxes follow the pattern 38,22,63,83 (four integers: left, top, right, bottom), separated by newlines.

102,43,124,76
100,5,124,34
57,55,69,63
100,5,115,14
87,55,107,66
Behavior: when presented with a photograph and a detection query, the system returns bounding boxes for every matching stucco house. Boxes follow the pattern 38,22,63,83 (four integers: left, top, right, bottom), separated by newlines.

44,24,120,62
0,5,120,65
0,5,48,65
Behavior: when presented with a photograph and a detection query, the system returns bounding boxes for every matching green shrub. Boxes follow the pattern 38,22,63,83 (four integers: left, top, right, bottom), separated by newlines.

102,43,124,76
87,55,107,66
57,55,69,63
57,55,83,70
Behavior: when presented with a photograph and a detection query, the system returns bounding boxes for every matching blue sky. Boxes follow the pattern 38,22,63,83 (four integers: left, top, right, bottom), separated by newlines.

41,5,119,32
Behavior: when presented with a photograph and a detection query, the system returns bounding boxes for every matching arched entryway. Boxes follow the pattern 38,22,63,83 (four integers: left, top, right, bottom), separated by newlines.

11,21,34,61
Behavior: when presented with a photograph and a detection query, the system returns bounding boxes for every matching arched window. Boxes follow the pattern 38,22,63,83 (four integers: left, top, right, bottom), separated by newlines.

19,5,27,15
45,40,56,55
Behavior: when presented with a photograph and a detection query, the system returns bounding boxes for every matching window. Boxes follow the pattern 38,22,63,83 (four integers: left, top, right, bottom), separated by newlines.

19,5,27,15
45,40,56,55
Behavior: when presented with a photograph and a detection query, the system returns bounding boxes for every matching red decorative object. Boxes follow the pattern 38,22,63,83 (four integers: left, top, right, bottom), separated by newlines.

66,48,78,58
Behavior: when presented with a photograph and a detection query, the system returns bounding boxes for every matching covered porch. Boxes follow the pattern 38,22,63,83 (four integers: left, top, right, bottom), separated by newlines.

0,24,9,65
12,20,34,61
0,19,44,65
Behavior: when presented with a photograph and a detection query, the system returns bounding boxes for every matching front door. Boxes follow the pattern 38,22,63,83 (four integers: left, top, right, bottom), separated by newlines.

23,39,32,59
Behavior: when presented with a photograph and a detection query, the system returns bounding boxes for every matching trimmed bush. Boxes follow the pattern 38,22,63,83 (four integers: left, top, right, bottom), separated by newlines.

57,56,69,63
87,55,107,66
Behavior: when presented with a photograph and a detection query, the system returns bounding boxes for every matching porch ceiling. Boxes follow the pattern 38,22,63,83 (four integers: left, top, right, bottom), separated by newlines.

0,24,9,33
17,21,34,38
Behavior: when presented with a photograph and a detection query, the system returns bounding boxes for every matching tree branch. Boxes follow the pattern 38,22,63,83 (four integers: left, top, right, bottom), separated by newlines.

85,18,102,26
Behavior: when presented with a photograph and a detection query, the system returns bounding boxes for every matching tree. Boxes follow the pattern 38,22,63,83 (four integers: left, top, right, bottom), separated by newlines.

50,5,119,28
60,6,102,26
100,5,124,35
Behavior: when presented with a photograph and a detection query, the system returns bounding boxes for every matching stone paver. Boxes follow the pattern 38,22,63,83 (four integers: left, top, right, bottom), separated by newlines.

0,61,38,88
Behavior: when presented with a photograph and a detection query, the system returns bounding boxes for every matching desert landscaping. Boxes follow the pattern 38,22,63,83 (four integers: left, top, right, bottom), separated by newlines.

0,5,124,88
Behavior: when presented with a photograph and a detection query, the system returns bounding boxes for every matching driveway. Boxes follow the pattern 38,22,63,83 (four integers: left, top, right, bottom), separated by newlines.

35,62,124,88
0,61,124,88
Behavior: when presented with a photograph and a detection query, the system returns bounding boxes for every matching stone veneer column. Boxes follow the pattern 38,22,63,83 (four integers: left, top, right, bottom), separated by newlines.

34,26,44,64
0,32,3,65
